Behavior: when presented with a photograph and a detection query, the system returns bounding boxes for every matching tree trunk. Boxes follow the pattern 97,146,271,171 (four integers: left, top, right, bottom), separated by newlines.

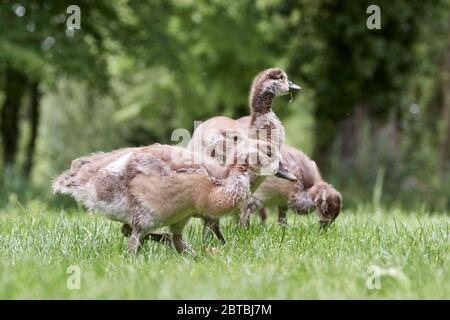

439,35,450,175
440,98,450,175
312,106,339,173
1,65,28,169
337,103,368,162
22,81,41,180
313,102,368,173
313,101,401,178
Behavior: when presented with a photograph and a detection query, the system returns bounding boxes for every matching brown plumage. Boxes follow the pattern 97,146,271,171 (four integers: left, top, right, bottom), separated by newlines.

186,68,301,241
241,144,342,227
52,137,277,254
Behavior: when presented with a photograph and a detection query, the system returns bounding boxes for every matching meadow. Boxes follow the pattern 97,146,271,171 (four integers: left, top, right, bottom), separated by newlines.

0,201,448,299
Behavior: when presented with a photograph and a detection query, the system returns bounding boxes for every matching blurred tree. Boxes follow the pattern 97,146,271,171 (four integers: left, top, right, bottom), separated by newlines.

1,0,449,208
0,0,121,181
304,1,442,170
117,0,290,146
439,19,450,175
22,80,40,179
275,0,450,206
279,1,438,163
1,66,27,167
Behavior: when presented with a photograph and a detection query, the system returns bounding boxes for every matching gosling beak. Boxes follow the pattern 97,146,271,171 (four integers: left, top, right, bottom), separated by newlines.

275,161,297,182
288,80,301,92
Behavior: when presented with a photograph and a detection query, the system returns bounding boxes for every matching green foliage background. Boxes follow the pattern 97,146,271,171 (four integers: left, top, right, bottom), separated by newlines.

0,0,449,210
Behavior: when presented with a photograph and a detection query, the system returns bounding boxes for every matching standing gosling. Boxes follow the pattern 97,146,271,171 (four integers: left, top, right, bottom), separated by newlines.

186,68,301,240
187,67,301,181
52,139,277,254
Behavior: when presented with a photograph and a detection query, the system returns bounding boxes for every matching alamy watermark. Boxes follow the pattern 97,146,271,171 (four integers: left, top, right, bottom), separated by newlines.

66,265,81,290
366,265,410,290
366,5,381,30
66,5,81,30
167,124,282,176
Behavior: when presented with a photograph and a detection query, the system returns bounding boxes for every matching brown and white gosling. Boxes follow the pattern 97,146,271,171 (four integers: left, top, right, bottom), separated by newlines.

186,68,301,240
241,144,342,228
52,138,278,254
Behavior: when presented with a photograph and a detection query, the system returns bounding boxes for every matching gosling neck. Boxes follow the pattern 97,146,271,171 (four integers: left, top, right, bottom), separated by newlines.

228,163,249,177
223,163,251,195
210,163,250,213
250,85,275,122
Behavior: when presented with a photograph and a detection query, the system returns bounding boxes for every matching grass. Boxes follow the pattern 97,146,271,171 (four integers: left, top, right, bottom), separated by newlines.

0,201,448,299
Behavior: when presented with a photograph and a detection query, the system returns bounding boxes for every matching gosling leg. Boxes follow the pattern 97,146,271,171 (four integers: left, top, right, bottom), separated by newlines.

121,224,132,237
128,227,144,254
123,223,172,248
142,232,173,245
278,206,288,226
170,219,195,255
258,207,268,224
240,198,260,227
203,217,227,245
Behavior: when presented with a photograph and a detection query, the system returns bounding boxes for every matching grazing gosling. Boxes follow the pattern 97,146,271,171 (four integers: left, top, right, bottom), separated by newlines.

241,144,342,228
52,138,278,254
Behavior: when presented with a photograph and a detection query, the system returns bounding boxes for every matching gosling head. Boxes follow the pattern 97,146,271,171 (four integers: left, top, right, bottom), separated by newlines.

250,68,301,100
308,182,342,229
207,129,279,174
240,139,280,176
204,128,249,164
205,129,286,178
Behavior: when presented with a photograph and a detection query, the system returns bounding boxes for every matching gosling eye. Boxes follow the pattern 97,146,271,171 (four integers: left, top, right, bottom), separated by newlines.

233,136,238,142
267,151,272,157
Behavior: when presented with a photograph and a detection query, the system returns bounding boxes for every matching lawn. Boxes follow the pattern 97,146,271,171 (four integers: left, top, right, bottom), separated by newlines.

0,201,448,299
